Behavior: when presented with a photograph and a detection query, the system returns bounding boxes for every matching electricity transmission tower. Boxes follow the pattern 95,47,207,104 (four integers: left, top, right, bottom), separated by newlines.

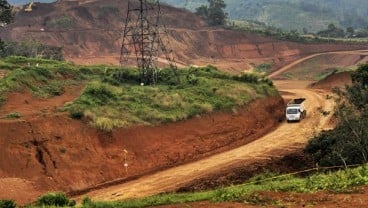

120,0,178,85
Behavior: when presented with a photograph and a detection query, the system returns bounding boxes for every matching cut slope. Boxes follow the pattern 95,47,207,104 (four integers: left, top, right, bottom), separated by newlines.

0,96,284,205
1,0,367,72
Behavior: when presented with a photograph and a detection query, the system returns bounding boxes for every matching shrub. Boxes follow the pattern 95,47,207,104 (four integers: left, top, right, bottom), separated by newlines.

5,112,21,119
0,200,17,208
0,95,5,105
46,16,74,29
233,73,259,83
81,83,119,105
93,117,125,132
36,192,70,207
69,106,84,119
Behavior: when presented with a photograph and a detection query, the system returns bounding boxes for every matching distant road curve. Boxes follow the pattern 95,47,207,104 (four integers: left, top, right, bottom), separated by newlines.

268,50,368,79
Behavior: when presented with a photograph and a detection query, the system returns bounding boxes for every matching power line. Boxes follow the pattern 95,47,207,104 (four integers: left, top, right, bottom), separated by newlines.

119,0,178,85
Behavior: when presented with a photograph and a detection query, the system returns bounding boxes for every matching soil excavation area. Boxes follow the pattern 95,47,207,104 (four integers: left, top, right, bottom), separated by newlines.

83,80,334,201
0,92,284,205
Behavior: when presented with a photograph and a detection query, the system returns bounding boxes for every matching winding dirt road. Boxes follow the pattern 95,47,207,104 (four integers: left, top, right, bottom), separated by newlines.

82,64,337,201
268,50,368,79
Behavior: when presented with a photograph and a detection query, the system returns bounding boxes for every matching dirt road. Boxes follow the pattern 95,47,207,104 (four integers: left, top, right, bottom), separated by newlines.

80,50,368,201
268,50,368,79
83,79,334,201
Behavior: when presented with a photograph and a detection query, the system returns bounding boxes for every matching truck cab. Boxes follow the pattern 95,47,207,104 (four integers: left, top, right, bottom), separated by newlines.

286,98,306,122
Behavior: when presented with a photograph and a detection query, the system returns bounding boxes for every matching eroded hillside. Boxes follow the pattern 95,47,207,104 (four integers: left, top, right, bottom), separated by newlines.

1,0,367,72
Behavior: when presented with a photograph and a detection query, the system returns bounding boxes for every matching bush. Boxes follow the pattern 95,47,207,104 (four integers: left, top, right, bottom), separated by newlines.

82,83,119,105
69,106,84,119
0,200,17,208
36,192,70,207
93,117,125,132
5,112,22,119
233,73,259,83
0,95,6,105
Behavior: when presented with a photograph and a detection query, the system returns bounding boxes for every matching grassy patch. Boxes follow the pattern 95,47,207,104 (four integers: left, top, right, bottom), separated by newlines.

65,67,277,131
45,16,74,29
0,57,277,131
77,164,368,208
4,112,22,119
23,164,368,208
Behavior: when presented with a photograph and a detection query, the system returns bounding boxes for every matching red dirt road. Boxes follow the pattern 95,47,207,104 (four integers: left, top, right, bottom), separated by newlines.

83,80,334,201
268,50,368,79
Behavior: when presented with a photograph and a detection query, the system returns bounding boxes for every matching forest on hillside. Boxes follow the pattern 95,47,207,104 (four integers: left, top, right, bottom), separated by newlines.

162,0,368,32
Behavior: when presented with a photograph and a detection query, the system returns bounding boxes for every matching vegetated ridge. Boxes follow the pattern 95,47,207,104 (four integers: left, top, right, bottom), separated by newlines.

1,0,367,72
0,56,284,205
163,0,368,33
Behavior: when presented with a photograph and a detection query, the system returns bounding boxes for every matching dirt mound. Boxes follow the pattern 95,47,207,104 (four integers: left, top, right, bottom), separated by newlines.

311,71,352,90
0,96,284,204
1,0,367,72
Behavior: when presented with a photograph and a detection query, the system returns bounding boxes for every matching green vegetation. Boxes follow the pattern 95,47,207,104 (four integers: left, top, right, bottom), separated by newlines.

97,5,119,18
20,164,368,207
254,63,272,73
46,16,74,29
66,66,276,131
163,0,368,33
4,112,21,119
274,54,356,81
36,192,76,207
306,64,368,167
0,56,79,100
0,40,63,60
0,199,16,208
0,57,276,131
0,0,14,54
195,0,227,26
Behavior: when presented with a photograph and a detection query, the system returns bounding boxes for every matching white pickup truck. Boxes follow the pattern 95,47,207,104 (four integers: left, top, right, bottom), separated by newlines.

286,98,306,122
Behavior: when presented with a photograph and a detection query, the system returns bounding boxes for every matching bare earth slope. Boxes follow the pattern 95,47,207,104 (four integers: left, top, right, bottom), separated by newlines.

2,0,368,72
83,81,334,201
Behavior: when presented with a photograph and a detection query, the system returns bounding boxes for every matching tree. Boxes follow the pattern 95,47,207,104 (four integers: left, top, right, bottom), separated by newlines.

305,64,368,166
317,23,345,38
0,0,12,25
207,0,226,26
0,0,13,53
195,0,227,26
195,5,208,20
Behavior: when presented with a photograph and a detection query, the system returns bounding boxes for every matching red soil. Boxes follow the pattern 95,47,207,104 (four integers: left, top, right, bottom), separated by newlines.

311,71,353,90
0,84,84,119
2,0,367,72
0,95,284,205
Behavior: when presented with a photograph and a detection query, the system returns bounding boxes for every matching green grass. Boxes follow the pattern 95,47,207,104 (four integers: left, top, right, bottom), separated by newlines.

65,69,277,131
20,164,368,208
0,56,277,131
4,112,22,119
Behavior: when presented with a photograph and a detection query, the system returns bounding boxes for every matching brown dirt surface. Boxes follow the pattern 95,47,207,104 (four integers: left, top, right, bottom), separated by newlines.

0,84,84,120
269,50,368,80
1,0,368,72
0,95,284,205
310,71,352,90
81,80,335,201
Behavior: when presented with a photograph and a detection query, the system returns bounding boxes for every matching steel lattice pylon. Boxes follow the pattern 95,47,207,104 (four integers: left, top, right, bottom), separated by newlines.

120,0,178,85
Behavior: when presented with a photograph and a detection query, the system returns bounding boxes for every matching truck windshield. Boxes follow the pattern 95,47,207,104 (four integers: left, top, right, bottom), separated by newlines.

287,109,298,114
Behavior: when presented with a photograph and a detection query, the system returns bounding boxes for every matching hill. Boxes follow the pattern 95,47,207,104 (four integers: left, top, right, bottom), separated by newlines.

162,0,368,32
1,0,367,73
8,0,54,5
